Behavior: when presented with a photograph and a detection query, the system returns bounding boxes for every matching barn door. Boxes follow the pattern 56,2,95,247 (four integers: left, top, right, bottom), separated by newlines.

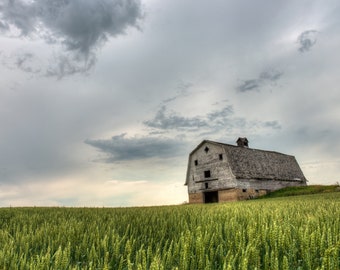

204,191,219,203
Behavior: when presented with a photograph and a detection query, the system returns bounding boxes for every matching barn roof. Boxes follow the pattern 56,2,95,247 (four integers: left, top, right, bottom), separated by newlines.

185,140,307,185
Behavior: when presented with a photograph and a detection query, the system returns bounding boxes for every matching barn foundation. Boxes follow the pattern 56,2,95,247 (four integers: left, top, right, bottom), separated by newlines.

188,188,268,204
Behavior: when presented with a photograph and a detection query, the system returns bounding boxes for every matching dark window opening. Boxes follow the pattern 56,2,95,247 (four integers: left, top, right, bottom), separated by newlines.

194,160,198,166
219,154,223,160
204,170,211,178
255,189,259,193
205,183,209,189
204,146,209,153
242,189,247,193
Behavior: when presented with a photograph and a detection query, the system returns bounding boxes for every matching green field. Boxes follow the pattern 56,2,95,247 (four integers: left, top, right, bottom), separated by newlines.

260,185,340,199
0,193,339,270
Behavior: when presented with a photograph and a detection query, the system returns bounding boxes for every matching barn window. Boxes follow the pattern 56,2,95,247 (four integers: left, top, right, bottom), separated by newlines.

219,154,223,160
204,170,211,178
255,189,259,193
242,189,247,193
194,160,198,166
205,183,209,189
204,146,209,153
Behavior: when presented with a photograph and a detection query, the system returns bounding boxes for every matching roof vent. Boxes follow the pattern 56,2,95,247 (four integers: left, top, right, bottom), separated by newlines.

236,137,249,148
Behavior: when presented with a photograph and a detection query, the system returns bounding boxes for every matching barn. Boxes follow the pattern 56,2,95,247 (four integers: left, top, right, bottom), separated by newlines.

185,138,307,203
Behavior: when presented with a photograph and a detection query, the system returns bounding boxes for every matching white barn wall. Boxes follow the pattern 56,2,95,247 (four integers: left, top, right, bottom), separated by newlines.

187,142,236,194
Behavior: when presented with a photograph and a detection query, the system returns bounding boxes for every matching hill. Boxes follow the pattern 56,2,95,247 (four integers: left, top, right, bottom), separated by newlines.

260,184,340,199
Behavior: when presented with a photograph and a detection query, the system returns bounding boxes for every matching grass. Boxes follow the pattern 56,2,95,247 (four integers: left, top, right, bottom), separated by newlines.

260,184,340,199
0,192,339,269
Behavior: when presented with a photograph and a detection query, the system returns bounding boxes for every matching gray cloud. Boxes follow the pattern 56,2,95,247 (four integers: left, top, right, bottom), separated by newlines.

298,30,318,53
85,102,283,163
143,105,208,130
143,103,280,136
162,81,193,104
207,105,234,121
237,70,283,93
0,0,36,35
45,53,97,79
259,70,283,81
1,49,96,79
0,20,9,31
15,52,41,74
263,121,281,130
85,133,187,162
0,0,143,76
237,79,260,92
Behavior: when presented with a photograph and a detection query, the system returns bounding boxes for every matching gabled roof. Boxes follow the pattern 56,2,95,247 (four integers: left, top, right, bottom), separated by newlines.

186,140,307,185
222,143,306,181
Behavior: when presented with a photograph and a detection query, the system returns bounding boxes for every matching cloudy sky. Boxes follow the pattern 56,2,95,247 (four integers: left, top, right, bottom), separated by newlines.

1,0,340,207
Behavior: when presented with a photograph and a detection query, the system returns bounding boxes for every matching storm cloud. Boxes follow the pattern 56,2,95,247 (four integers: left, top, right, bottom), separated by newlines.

85,134,187,162
0,0,143,77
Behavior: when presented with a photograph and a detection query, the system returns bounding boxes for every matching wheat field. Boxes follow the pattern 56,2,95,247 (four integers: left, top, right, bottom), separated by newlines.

0,193,339,269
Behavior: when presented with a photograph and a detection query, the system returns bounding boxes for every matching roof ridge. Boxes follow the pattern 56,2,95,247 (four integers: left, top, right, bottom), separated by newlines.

203,140,293,157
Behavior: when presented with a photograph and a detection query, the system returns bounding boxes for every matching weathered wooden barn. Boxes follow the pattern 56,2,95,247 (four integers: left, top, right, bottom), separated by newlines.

185,138,307,203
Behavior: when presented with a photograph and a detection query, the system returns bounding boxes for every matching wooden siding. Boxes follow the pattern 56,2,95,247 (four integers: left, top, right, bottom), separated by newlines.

186,142,236,194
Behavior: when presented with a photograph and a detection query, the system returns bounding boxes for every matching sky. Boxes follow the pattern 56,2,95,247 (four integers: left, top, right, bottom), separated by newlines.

0,0,340,207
